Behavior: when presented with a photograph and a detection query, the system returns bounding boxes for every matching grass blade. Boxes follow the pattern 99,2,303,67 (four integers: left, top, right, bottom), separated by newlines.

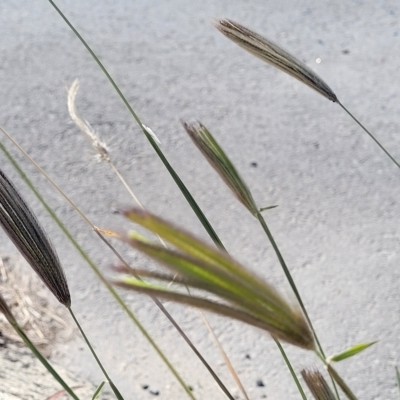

92,381,106,400
328,342,376,363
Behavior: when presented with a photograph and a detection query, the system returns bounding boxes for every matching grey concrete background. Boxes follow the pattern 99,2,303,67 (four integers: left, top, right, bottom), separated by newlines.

1,0,400,399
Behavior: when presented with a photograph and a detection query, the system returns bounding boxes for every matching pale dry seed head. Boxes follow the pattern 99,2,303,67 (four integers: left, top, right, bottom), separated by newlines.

183,121,258,216
215,19,338,102
68,79,110,162
301,369,336,400
0,170,71,307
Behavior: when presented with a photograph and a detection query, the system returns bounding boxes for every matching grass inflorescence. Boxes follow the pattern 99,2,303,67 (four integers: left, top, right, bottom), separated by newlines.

1,3,394,400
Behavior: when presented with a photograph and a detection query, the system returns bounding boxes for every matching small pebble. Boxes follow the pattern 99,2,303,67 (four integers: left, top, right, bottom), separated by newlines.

149,388,160,396
141,384,149,390
256,379,265,387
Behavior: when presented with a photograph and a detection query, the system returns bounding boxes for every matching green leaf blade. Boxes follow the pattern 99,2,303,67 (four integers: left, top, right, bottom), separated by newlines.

329,341,377,363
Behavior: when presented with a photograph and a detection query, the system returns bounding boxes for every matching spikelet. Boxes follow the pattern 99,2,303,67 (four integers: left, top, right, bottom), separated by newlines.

183,121,258,216
0,170,70,307
301,369,336,400
215,19,338,102
116,208,315,350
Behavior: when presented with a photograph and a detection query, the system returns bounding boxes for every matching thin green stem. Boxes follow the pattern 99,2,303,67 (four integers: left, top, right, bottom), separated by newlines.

15,326,80,400
273,338,307,400
326,364,358,400
92,381,106,400
256,211,341,399
47,0,224,250
338,101,400,170
396,367,400,398
0,139,196,400
68,307,124,400
256,212,323,353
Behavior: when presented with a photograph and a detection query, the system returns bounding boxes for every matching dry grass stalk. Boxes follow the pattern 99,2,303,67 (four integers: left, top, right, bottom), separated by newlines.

301,369,336,400
0,256,72,348
67,79,110,162
215,19,338,102
0,169,70,307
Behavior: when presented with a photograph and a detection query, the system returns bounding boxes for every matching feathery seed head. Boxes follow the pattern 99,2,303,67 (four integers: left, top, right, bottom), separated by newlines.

68,79,110,162
116,208,315,350
215,19,338,102
0,170,71,307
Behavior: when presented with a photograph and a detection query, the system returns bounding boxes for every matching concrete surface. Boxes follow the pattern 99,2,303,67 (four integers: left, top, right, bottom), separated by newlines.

1,0,400,399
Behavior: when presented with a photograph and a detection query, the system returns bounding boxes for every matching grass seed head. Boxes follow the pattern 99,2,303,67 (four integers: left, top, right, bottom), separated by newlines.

68,79,110,162
118,208,315,350
0,170,71,307
183,121,258,216
301,369,336,400
215,19,338,102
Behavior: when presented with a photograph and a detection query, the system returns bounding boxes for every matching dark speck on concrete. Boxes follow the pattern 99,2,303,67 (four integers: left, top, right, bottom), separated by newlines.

250,162,258,168
141,384,149,390
256,379,265,387
149,388,160,396
313,142,320,149
245,354,251,359
342,49,350,54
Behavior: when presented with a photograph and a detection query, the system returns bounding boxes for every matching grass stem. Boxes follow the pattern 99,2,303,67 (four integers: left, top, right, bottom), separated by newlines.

68,307,124,400
0,136,196,400
273,338,307,400
256,211,341,399
16,326,80,400
338,101,400,170
47,0,224,250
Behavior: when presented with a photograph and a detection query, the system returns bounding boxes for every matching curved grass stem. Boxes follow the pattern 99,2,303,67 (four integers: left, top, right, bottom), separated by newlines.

338,101,400,170
47,0,224,250
0,136,196,400
273,338,307,400
15,326,80,400
68,308,124,400
256,211,341,399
